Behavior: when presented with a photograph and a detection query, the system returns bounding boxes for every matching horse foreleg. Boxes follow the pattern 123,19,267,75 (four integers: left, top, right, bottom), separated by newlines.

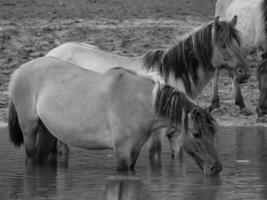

56,140,70,165
115,144,131,171
208,69,220,112
166,129,183,161
232,79,253,116
148,128,165,161
130,149,141,171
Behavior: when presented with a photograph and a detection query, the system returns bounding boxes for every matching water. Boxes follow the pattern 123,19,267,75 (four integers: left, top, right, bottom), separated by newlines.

1,126,267,200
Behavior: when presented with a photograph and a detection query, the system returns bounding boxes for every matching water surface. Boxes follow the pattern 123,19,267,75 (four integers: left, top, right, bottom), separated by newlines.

1,126,267,200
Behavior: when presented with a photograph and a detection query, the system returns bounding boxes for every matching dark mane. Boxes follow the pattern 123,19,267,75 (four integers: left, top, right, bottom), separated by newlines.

190,107,217,136
213,21,241,46
143,49,165,70
153,84,196,125
143,20,241,97
262,0,267,38
154,84,217,134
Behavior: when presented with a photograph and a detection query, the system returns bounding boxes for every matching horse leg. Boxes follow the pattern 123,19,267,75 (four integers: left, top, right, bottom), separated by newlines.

56,140,70,165
114,143,131,171
166,129,183,161
256,74,267,122
232,79,253,116
147,128,165,160
208,69,220,112
20,119,39,164
35,122,57,164
130,148,142,171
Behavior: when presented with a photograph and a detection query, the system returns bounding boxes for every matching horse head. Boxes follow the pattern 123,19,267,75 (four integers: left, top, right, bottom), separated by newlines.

211,16,250,84
179,107,222,176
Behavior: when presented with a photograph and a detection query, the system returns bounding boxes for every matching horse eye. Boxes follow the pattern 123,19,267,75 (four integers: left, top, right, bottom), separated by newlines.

222,44,227,49
193,132,201,138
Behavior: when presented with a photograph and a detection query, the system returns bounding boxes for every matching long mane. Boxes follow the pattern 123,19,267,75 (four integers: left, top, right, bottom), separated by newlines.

143,20,241,96
153,83,217,135
143,23,214,96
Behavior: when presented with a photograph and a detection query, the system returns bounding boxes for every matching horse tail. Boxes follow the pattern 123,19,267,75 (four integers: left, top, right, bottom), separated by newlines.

8,100,24,147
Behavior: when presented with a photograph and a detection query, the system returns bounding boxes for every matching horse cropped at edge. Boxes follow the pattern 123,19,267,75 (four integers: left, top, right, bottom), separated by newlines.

256,59,267,122
46,16,248,158
213,0,267,115
8,57,222,175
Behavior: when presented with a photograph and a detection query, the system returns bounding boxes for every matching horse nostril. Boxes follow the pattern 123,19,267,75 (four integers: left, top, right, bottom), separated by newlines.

210,166,216,173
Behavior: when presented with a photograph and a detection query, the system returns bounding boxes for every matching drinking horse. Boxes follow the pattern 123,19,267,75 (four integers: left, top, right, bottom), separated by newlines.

46,16,248,158
8,57,222,175
213,0,267,115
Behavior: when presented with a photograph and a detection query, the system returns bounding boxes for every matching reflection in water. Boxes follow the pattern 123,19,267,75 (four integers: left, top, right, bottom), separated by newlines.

1,127,267,199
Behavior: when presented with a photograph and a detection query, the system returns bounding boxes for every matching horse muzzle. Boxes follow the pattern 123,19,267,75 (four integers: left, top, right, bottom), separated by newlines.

203,161,223,176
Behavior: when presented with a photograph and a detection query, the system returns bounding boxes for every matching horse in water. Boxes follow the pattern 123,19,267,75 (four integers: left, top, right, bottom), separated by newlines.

256,59,267,122
213,0,267,115
8,57,222,175
46,16,248,158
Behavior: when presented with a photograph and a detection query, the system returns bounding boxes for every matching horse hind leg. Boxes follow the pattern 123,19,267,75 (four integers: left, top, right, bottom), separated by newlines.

56,140,70,166
35,121,58,164
35,122,70,165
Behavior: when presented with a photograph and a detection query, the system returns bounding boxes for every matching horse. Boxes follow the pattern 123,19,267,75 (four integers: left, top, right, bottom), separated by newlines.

8,56,222,175
256,59,267,122
46,16,249,158
212,0,267,115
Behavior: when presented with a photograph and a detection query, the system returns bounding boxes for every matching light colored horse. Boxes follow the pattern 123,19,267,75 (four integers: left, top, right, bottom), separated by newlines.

8,57,222,175
46,16,249,157
212,0,267,115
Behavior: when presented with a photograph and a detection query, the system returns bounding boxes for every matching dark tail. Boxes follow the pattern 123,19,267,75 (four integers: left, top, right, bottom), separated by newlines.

8,101,23,147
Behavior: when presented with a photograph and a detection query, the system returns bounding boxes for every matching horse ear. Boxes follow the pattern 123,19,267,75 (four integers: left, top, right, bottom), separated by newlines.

230,15,237,27
213,16,220,30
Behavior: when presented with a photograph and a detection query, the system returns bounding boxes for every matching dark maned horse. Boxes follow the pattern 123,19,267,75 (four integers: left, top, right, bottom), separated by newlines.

8,57,221,175
47,16,249,158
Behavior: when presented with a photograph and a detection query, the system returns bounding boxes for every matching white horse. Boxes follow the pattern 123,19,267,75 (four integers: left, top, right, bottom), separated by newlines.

211,0,267,115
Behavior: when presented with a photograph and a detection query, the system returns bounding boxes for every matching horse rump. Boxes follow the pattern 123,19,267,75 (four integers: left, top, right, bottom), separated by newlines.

8,100,23,147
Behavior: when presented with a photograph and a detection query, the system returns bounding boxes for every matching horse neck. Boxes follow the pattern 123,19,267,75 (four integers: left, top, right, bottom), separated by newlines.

163,37,216,98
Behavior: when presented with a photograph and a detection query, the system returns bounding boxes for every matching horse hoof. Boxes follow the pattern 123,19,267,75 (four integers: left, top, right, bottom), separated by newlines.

240,107,253,116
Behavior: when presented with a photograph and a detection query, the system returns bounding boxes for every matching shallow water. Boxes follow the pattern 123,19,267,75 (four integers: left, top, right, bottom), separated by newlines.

1,126,267,200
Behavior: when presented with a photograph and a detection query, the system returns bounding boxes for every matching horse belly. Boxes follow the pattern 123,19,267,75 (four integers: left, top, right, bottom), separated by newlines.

36,92,114,150
41,116,113,150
